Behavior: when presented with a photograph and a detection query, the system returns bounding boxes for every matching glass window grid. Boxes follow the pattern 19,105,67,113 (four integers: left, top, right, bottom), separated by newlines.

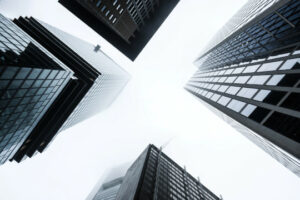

196,0,300,71
138,146,220,200
0,15,72,163
187,54,300,142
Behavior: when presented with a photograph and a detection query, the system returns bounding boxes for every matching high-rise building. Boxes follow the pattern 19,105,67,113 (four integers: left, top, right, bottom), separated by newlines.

0,14,130,164
93,177,123,200
113,144,221,200
185,0,300,176
87,167,127,200
58,0,180,61
0,14,74,164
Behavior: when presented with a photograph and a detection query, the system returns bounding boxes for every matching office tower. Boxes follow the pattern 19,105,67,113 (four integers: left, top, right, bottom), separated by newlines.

0,15,130,164
58,0,179,61
92,177,123,200
87,166,128,200
114,144,221,200
0,14,74,164
185,0,300,176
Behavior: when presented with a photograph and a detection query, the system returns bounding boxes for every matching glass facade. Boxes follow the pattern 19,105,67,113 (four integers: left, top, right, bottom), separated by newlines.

116,145,220,200
0,14,73,164
92,177,124,200
37,21,130,132
8,17,130,162
186,0,300,177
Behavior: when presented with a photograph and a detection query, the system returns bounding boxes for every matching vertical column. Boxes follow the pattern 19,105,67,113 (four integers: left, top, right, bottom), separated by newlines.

183,166,191,200
153,147,162,200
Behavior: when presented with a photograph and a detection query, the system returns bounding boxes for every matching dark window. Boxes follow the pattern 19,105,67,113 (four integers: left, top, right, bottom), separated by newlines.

277,73,300,87
263,91,286,105
264,112,300,142
249,107,270,123
281,92,300,112
0,67,18,79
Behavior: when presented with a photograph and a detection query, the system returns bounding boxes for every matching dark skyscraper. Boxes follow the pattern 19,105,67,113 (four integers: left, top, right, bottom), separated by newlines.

110,144,221,200
0,14,129,164
58,0,180,61
185,0,300,176
0,14,74,164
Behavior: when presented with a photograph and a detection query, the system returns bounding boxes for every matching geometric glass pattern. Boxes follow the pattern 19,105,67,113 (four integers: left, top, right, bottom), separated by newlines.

186,0,300,177
0,14,72,164
116,145,221,200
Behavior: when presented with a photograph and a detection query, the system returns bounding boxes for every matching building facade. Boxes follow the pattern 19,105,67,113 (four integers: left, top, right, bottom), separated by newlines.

59,0,179,61
115,144,220,200
87,165,129,200
0,15,129,164
186,0,300,176
0,14,74,164
90,176,124,200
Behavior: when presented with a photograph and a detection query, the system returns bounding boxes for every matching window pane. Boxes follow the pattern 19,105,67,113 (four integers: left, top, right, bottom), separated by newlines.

241,104,257,117
226,86,240,95
237,88,258,98
227,99,246,112
258,61,283,72
247,75,270,85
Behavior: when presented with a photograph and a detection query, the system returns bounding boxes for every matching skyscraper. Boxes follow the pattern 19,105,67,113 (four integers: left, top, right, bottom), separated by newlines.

58,0,180,61
112,144,221,200
0,14,130,164
87,166,128,200
0,14,74,164
185,0,300,176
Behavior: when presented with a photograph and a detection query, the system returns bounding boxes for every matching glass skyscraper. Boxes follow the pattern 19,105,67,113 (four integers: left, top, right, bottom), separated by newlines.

114,144,221,200
186,0,300,176
58,0,179,61
0,14,73,164
0,14,130,164
88,175,124,200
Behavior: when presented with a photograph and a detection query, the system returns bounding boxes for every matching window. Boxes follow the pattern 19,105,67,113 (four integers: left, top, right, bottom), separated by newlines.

264,112,300,142
96,0,102,7
226,86,240,95
241,104,257,117
218,96,231,106
232,67,245,74
266,74,285,86
254,90,270,101
257,61,283,72
243,64,260,73
211,94,221,102
227,99,246,112
281,92,300,112
280,58,300,70
249,107,270,123
237,88,258,98
247,75,270,85
235,76,250,84
218,85,229,92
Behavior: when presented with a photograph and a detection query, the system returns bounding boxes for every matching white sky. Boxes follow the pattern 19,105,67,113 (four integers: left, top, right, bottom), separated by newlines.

0,0,299,200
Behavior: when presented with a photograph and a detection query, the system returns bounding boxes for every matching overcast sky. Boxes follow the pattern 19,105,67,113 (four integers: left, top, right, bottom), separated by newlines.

0,0,299,200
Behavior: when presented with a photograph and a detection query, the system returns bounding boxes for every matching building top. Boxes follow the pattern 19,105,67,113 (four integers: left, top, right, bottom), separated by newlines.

196,0,284,61
59,0,180,61
116,144,221,200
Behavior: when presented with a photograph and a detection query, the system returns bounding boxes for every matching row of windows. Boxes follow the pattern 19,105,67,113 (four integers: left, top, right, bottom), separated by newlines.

196,0,300,71
127,0,155,26
187,55,300,143
92,0,123,24
137,146,220,200
0,14,71,164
